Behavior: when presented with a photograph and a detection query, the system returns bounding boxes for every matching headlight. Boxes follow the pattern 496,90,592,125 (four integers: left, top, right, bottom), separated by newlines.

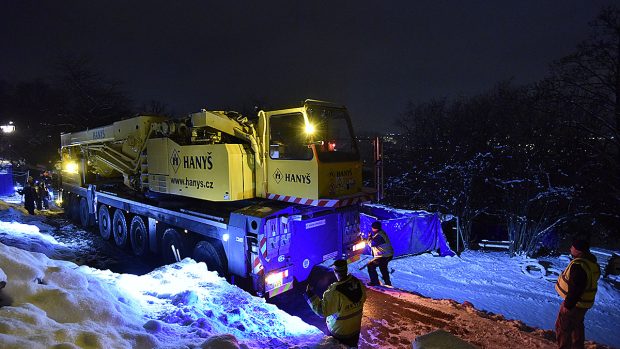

352,241,366,251
265,270,289,285
63,161,79,174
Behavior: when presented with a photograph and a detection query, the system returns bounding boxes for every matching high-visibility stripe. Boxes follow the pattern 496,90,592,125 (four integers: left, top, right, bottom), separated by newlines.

556,282,568,295
370,230,394,258
336,309,363,321
266,192,371,208
252,255,263,275
252,235,268,276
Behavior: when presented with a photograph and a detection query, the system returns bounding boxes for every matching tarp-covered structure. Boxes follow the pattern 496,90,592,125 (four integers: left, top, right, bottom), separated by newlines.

360,204,455,257
0,162,14,196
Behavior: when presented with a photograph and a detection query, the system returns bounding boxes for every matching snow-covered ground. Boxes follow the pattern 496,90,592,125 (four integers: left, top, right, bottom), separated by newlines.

348,250,620,347
1,198,619,348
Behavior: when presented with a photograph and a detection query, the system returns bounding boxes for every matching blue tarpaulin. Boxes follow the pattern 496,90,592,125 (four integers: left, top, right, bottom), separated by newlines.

360,204,455,257
0,163,14,196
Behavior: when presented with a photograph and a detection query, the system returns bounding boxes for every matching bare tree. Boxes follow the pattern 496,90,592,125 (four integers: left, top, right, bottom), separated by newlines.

54,55,133,129
393,82,583,254
138,100,173,117
545,6,620,209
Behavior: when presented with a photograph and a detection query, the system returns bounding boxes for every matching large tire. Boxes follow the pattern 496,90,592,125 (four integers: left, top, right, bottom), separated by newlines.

66,195,80,222
63,195,74,220
130,215,149,256
112,209,129,247
193,240,228,277
79,197,93,227
98,205,112,240
71,196,81,223
160,228,189,264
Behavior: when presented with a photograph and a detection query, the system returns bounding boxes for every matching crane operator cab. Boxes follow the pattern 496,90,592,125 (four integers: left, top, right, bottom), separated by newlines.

259,99,363,202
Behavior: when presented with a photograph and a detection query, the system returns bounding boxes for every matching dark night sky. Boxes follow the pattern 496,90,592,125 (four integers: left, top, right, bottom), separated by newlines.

1,1,616,133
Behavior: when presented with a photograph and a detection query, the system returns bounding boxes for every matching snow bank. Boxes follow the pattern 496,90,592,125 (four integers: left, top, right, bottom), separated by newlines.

88,258,327,348
0,242,329,349
0,243,158,349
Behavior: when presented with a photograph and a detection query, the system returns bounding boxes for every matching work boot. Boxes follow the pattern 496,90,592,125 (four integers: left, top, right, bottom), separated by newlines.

367,281,380,286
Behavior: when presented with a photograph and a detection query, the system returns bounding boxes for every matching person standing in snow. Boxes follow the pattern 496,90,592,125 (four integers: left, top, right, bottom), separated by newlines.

305,259,367,347
19,176,37,215
364,221,394,286
35,181,43,211
555,238,600,349
38,182,49,210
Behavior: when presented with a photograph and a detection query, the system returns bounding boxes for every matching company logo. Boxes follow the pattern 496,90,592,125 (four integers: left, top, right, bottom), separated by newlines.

329,169,353,178
273,168,283,183
170,149,180,173
183,153,213,170
92,129,106,140
284,172,311,184
273,168,311,185
328,168,356,193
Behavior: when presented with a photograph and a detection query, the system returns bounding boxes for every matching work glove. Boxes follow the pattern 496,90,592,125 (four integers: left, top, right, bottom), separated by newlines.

305,283,314,298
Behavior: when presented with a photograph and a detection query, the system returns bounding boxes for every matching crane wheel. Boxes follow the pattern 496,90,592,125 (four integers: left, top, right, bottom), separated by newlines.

112,209,128,247
98,205,112,240
193,240,228,277
71,196,81,223
79,197,93,227
161,228,188,264
63,195,74,220
67,195,80,222
130,216,149,256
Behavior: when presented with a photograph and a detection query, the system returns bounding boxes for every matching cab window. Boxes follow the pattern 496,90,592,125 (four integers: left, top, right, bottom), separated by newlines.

307,106,360,162
269,113,313,160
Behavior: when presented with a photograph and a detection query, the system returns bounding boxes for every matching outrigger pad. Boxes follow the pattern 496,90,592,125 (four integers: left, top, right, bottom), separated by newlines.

412,329,478,349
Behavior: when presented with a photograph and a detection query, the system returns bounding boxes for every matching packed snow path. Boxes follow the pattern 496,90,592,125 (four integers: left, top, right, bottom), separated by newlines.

360,286,557,348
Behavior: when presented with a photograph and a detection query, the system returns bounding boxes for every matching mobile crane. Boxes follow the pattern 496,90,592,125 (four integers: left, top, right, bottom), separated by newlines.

59,99,370,297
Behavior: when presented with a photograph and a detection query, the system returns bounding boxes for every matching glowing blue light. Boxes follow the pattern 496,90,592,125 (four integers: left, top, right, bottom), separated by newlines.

222,233,230,242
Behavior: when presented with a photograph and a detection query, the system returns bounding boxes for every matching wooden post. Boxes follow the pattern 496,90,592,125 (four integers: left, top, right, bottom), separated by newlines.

373,136,383,202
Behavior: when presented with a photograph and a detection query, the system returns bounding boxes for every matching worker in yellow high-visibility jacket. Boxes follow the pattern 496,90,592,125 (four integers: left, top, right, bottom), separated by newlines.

555,238,600,349
305,259,367,347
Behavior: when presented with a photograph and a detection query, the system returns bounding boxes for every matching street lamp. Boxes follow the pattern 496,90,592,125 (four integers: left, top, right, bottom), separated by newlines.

0,121,15,134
